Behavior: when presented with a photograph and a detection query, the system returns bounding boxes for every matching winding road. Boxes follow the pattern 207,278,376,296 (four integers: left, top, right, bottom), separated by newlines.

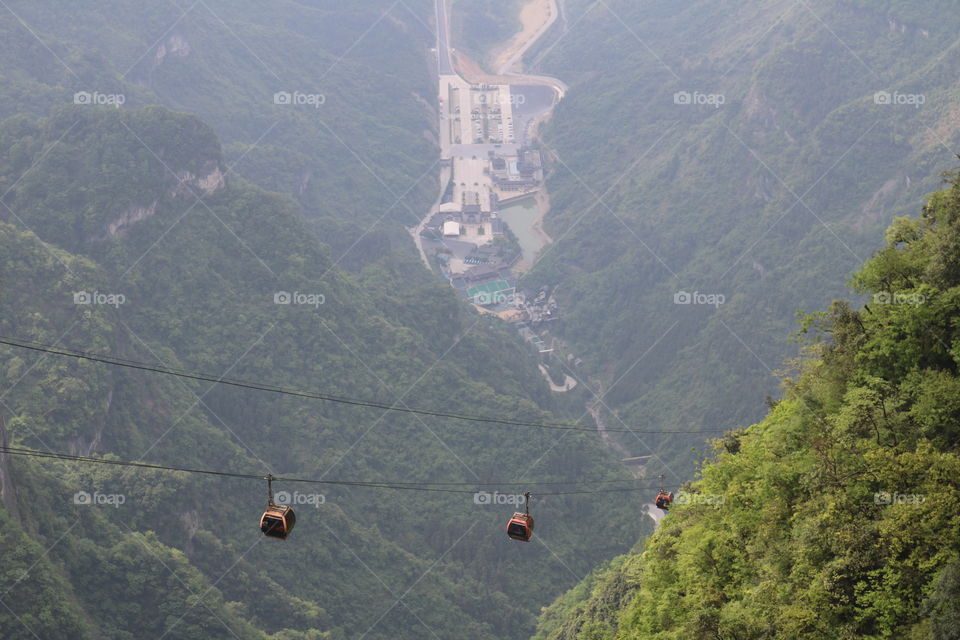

435,0,567,95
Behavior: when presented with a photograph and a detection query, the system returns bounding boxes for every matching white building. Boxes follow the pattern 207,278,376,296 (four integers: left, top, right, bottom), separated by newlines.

443,220,461,237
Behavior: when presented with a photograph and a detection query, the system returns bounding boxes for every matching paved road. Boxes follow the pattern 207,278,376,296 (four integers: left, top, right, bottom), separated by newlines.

644,503,665,527
410,165,451,267
538,365,578,392
448,142,520,157
435,0,455,76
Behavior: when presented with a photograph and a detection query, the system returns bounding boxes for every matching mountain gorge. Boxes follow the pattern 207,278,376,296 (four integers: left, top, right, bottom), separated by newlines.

523,0,960,477
530,174,960,639
498,0,960,636
0,2,646,638
0,0,958,638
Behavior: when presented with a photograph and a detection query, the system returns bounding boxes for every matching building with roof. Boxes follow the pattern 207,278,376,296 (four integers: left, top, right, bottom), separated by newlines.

442,220,461,237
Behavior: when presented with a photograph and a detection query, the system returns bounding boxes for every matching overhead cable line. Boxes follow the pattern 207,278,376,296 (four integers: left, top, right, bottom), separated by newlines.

0,445,672,496
0,335,730,435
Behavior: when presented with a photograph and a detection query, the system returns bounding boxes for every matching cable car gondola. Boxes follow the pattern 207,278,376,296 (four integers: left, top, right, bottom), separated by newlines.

260,475,296,539
654,475,673,511
506,492,534,542
655,490,673,510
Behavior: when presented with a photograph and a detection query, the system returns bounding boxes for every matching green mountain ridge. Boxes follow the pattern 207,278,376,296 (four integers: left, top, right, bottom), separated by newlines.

502,1,960,637
531,175,960,638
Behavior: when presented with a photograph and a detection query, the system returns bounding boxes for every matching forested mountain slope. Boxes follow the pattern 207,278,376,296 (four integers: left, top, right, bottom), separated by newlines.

0,0,439,263
531,175,960,638
524,0,960,475
0,3,649,638
0,102,646,640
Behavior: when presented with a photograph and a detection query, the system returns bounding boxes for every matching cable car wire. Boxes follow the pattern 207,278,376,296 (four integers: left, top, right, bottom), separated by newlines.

0,445,674,496
0,444,648,488
0,335,729,435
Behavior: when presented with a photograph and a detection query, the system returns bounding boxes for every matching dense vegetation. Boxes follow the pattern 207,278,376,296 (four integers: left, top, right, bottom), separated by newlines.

4,0,958,637
0,100,647,640
532,176,960,638
523,0,960,477
0,3,648,638
0,0,440,262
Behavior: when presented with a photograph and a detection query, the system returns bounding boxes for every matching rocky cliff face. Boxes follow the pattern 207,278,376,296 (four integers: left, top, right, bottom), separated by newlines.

98,159,225,241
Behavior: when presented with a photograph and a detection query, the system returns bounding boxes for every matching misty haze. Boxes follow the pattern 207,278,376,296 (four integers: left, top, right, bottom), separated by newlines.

0,1,958,639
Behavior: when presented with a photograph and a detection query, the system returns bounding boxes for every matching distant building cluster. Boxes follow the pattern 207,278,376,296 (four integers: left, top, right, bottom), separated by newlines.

423,147,541,247
426,200,505,241
515,286,560,353
490,148,542,191
520,286,559,327
419,136,556,352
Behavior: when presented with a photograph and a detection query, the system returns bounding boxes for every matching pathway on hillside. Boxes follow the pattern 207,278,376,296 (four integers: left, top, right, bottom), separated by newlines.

538,364,578,391
588,384,665,529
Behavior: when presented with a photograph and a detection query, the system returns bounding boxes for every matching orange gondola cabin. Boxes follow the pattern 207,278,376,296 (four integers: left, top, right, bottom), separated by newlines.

260,475,296,540
506,492,534,542
260,503,296,539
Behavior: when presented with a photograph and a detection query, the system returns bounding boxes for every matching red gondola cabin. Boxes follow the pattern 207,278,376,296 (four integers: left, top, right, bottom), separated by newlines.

506,512,534,541
655,490,673,511
506,492,535,542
